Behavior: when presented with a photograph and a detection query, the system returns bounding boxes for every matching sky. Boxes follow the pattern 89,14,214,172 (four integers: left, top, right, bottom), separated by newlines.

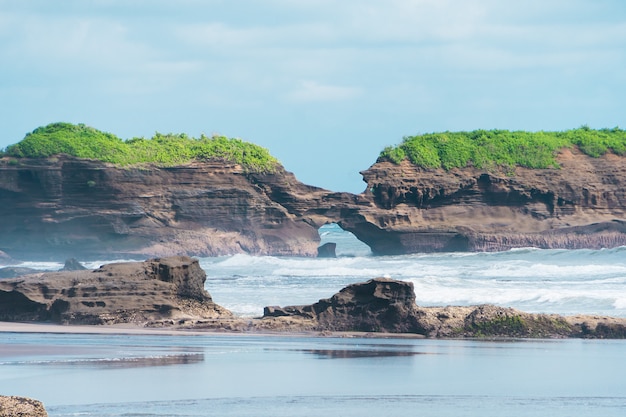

1,0,625,192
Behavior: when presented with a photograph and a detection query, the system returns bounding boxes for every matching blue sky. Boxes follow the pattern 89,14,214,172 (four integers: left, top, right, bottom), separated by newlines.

1,0,625,192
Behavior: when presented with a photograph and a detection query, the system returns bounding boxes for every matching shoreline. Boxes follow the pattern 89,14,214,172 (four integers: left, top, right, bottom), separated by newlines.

0,321,211,336
0,321,432,340
2,316,626,340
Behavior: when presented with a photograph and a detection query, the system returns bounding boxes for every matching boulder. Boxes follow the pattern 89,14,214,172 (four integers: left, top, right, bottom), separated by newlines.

61,258,86,271
0,256,231,326
317,242,336,258
0,395,47,417
264,278,428,333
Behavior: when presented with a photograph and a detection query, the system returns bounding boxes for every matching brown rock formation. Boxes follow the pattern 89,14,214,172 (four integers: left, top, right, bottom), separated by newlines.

261,278,626,339
352,149,626,254
1,263,624,338
1,147,626,258
0,256,231,326
0,395,47,417
264,278,426,333
316,242,337,258
0,156,326,259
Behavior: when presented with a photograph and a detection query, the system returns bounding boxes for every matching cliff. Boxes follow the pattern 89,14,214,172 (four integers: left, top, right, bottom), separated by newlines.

1,147,626,259
0,156,328,259
347,147,626,254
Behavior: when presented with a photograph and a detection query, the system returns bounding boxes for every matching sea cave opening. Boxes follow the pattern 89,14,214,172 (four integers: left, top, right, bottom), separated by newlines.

317,223,372,257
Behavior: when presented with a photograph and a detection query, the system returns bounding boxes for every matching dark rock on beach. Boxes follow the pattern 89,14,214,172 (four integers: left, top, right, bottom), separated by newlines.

261,278,626,339
61,258,86,271
316,242,337,258
1,257,625,338
0,256,231,326
264,278,426,333
0,395,48,417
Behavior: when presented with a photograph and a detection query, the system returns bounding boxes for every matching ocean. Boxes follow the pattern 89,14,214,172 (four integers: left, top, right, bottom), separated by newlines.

1,224,626,416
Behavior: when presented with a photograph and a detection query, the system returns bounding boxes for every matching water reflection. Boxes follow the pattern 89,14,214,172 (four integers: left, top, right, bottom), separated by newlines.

300,349,425,359
32,352,205,369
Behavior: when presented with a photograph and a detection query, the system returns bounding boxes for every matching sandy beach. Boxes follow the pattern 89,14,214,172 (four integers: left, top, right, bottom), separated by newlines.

0,321,215,336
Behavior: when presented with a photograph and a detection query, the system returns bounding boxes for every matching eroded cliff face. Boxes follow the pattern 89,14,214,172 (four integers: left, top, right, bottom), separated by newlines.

348,148,626,254
1,148,626,259
0,156,329,259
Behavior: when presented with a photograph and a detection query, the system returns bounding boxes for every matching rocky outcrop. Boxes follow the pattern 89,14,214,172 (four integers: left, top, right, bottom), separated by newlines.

261,278,626,338
351,149,626,254
1,264,624,338
264,278,425,333
0,156,327,259
0,256,231,326
61,258,86,271
316,242,336,258
0,395,47,417
1,147,626,258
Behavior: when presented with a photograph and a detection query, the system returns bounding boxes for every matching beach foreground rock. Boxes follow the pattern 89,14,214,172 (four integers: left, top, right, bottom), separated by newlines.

260,278,626,339
0,256,231,326
0,395,47,417
1,258,625,338
264,278,426,333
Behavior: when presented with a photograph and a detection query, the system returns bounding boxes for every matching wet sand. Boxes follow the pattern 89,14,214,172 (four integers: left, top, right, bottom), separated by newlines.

0,321,427,341
0,321,209,336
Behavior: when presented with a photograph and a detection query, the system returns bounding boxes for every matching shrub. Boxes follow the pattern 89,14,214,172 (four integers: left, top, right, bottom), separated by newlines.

4,123,279,172
379,127,626,170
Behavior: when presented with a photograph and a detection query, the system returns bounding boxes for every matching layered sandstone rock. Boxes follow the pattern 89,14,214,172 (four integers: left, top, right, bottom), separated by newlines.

0,256,231,326
0,156,326,259
351,148,626,254
1,148,626,258
0,395,47,417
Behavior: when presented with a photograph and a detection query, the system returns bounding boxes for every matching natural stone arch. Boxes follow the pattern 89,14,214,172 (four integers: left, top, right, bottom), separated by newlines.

317,223,372,257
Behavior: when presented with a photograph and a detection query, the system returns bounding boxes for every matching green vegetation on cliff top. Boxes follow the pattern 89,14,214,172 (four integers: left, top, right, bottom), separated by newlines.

380,126,626,171
4,123,625,173
3,122,279,172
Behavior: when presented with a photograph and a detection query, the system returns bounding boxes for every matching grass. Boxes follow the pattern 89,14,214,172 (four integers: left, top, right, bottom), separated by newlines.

3,122,279,172
470,315,527,337
379,126,626,171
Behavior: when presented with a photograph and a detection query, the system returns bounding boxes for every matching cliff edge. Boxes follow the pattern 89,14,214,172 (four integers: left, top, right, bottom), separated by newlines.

348,147,626,254
1,146,626,259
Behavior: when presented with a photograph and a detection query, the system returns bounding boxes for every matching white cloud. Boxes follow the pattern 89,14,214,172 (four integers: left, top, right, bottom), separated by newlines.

0,9,205,97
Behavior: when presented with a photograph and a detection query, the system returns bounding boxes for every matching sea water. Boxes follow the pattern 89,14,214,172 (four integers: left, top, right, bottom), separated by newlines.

1,224,626,416
1,334,625,416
